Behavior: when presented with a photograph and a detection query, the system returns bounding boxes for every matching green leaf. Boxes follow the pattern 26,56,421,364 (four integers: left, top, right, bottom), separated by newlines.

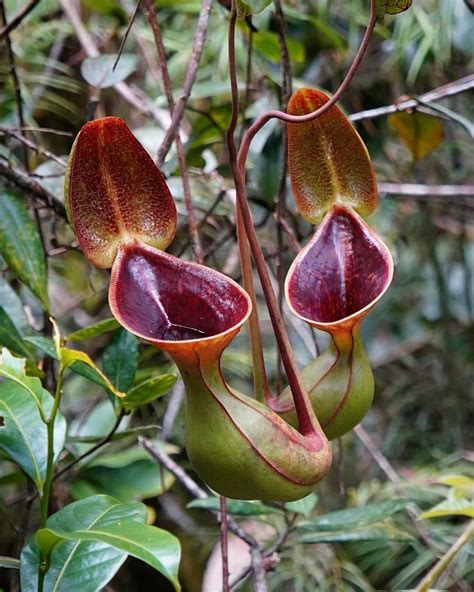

0,308,35,359
0,380,66,494
298,525,412,544
299,500,408,532
187,497,281,516
0,190,49,309
31,495,181,591
388,111,444,160
284,493,318,517
0,278,32,335
102,330,138,392
420,498,474,520
237,0,271,17
65,318,120,342
253,30,305,64
71,459,175,502
81,54,137,88
23,336,58,359
0,349,48,416
0,556,20,569
61,347,124,398
121,374,177,410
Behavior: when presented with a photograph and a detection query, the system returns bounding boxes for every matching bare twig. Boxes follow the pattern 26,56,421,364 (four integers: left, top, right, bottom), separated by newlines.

138,436,259,549
1,129,67,166
143,0,203,262
350,74,474,122
112,0,142,72
0,0,39,39
0,157,67,218
220,496,230,592
415,521,474,592
157,0,213,166
378,182,474,197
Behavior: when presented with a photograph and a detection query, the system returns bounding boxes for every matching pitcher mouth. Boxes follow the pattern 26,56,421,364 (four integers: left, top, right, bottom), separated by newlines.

109,242,252,346
285,204,393,331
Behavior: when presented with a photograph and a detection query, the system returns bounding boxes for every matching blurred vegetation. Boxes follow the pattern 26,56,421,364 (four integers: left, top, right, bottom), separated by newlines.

0,0,473,591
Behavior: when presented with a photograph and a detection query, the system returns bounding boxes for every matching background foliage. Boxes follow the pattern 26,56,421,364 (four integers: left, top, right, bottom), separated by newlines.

0,0,473,590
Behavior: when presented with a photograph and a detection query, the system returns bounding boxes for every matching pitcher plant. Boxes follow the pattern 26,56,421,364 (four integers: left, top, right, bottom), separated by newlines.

66,117,332,501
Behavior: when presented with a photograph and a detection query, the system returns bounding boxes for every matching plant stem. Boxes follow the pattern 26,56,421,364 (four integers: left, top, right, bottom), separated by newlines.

39,368,64,529
220,496,230,592
226,6,270,403
38,367,65,592
415,521,474,592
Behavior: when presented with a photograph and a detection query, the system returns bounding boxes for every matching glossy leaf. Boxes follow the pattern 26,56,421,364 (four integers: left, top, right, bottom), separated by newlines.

121,374,177,410
0,190,49,309
0,380,66,494
187,497,282,516
287,89,377,222
65,318,120,342
298,499,407,532
81,54,137,89
65,117,177,268
33,495,181,590
389,111,444,160
0,308,35,359
21,495,137,592
102,329,139,392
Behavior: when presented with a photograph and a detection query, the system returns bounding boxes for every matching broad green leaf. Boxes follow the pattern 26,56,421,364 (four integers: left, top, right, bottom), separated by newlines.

71,459,175,502
299,500,407,532
81,54,137,89
187,497,281,517
0,190,49,309
0,308,35,359
121,374,177,410
0,380,66,494
284,493,319,517
32,495,181,590
388,111,444,160
420,498,474,520
299,525,412,544
0,349,48,415
23,336,58,359
0,278,31,335
102,330,138,392
21,495,133,592
0,556,20,569
237,0,271,18
66,318,120,342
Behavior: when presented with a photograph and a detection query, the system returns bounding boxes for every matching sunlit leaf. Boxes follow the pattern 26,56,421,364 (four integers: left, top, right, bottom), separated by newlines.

388,111,444,160
420,498,474,520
